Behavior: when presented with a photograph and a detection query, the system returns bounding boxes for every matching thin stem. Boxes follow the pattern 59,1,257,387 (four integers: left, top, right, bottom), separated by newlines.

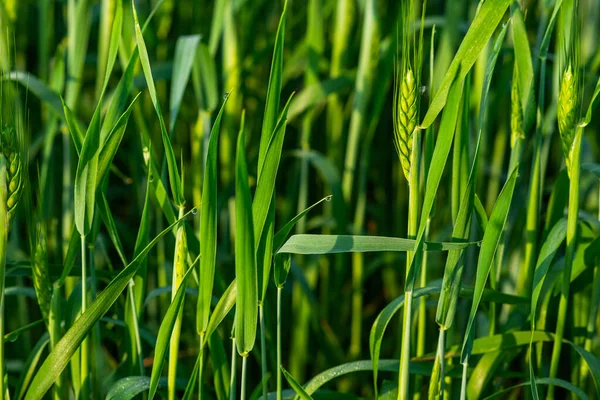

548,131,582,399
399,292,413,400
127,282,144,376
277,287,282,400
0,158,7,400
229,338,237,400
260,305,267,400
460,358,468,400
399,132,421,400
439,329,445,394
198,345,204,400
80,235,89,399
241,356,248,400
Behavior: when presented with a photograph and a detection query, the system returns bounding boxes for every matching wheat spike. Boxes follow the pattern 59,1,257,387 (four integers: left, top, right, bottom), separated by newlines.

557,64,579,174
32,222,52,322
394,67,418,181
1,124,23,228
510,68,524,148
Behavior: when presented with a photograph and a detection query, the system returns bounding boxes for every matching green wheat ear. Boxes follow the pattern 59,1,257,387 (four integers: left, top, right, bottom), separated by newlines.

394,67,418,181
32,221,52,322
510,67,524,148
1,124,23,228
557,64,579,175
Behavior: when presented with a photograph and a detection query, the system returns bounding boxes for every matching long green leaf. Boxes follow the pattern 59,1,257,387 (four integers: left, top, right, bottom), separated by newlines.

170,34,202,132
197,93,230,336
257,0,288,175
461,167,519,362
202,279,237,348
277,234,478,255
420,0,511,129
132,0,184,206
281,367,314,400
234,113,257,357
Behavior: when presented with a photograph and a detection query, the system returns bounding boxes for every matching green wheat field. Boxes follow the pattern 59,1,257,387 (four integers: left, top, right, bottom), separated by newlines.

0,0,599,398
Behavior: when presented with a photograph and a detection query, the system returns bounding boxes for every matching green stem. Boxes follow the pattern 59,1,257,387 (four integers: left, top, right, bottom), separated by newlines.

460,357,468,400
399,130,420,400
80,234,89,399
229,338,237,400
169,207,186,400
198,344,204,400
399,293,413,400
0,158,6,400
259,304,267,400
548,130,582,399
127,282,144,376
240,356,247,400
277,287,282,400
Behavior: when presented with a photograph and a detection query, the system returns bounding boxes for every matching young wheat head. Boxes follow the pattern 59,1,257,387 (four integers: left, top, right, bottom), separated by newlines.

557,64,579,175
393,67,418,182
32,220,52,322
1,124,23,228
510,67,524,148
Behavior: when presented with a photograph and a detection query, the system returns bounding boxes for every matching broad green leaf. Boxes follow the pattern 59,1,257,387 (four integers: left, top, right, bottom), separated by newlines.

73,105,101,235
273,195,332,251
461,167,519,362
106,376,151,400
24,210,194,400
257,0,288,175
170,34,202,132
132,0,184,206
420,0,511,129
253,94,294,248
277,234,478,255
281,367,314,400
202,279,237,348
149,263,196,399
234,113,258,357
97,93,141,182
511,4,535,132
197,93,229,336
192,43,219,112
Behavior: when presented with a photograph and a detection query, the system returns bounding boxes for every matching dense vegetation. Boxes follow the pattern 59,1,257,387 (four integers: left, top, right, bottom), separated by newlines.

0,0,599,399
